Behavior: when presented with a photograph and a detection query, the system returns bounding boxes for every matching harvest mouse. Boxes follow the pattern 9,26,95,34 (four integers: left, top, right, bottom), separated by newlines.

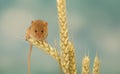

25,20,48,74
26,20,48,41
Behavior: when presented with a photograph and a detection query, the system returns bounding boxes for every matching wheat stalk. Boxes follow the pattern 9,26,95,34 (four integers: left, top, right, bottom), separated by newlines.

82,56,90,74
92,55,100,74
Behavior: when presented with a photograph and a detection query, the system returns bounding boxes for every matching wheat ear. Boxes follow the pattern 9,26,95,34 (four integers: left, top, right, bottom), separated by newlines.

57,0,77,74
57,0,70,73
82,56,90,74
57,0,69,47
92,55,100,74
27,39,60,61
68,42,77,74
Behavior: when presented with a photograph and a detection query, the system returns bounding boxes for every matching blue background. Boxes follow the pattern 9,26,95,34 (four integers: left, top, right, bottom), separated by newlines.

0,0,120,74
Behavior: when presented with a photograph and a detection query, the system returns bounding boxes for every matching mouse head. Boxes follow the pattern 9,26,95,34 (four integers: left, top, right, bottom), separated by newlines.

29,20,48,41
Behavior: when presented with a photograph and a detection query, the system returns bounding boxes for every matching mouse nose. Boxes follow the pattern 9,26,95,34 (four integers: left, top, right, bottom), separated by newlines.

36,33,41,39
38,35,41,39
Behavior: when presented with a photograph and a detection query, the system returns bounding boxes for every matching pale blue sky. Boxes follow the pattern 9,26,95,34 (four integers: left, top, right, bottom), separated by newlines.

0,0,120,74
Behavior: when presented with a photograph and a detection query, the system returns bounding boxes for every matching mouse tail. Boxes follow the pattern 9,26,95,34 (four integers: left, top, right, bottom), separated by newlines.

28,43,32,74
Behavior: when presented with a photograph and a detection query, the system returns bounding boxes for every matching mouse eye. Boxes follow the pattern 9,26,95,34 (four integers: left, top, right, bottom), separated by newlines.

35,30,37,32
41,30,43,33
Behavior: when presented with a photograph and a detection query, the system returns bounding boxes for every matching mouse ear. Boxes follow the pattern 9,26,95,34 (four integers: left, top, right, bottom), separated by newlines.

31,20,35,24
28,26,31,30
43,21,48,26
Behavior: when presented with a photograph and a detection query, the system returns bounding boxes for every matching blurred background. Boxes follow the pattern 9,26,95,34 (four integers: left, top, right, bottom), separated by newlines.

0,0,120,74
